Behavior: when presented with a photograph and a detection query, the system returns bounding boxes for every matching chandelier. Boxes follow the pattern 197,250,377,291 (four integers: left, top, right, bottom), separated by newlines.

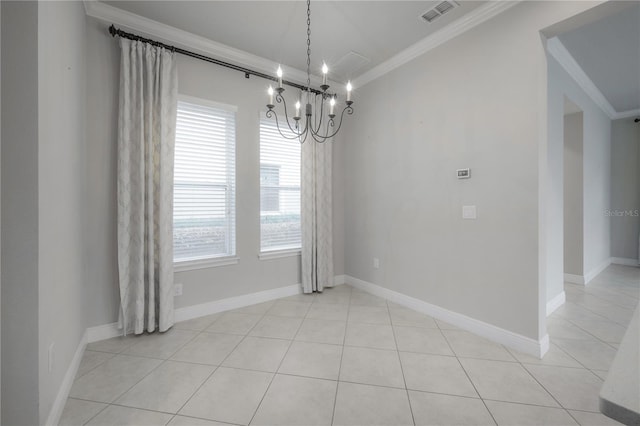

266,0,354,144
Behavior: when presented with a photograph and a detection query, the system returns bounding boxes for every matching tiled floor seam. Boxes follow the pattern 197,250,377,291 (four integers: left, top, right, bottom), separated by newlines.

172,305,271,423
246,299,308,425
330,288,352,426
439,326,501,425
385,298,417,426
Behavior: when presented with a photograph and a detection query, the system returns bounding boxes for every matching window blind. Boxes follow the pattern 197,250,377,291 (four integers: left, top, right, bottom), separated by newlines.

260,115,301,252
173,99,236,262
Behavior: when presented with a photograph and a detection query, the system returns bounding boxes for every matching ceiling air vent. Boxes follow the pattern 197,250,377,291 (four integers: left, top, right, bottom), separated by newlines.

421,1,459,23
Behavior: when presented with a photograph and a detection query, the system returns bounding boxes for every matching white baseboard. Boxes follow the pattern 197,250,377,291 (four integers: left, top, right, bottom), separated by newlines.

346,275,548,358
333,275,347,286
174,283,301,322
610,257,639,267
87,321,121,343
45,330,88,426
546,291,566,316
584,258,612,285
564,273,585,285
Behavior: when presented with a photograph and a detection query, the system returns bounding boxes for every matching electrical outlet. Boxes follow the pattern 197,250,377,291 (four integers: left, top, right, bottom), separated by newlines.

174,283,183,297
48,343,55,373
373,258,380,269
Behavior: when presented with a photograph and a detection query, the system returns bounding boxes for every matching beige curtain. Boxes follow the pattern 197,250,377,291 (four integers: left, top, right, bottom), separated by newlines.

301,140,334,293
117,38,178,334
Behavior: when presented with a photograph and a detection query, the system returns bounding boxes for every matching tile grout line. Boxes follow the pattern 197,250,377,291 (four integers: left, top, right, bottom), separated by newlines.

385,298,416,426
80,328,204,424
172,303,275,422
245,290,316,425
439,325,499,426
330,287,352,426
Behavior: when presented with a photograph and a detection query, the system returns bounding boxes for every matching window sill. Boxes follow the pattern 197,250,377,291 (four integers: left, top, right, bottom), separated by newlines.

259,249,301,261
174,256,239,272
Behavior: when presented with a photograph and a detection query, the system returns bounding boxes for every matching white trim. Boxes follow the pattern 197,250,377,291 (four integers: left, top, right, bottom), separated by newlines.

333,274,347,286
610,257,639,267
547,37,639,120
564,273,585,285
83,0,337,90
614,109,640,120
179,94,237,112
353,1,519,89
87,322,121,343
546,291,566,316
174,256,239,273
258,249,301,261
174,283,301,322
45,331,88,426
345,275,548,358
584,258,612,285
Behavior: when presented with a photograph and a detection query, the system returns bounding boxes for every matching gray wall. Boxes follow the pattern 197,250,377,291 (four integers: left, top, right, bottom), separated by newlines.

84,16,345,328
1,2,88,423
38,1,87,421
611,118,640,261
546,53,611,297
340,1,596,341
1,2,40,424
563,112,584,275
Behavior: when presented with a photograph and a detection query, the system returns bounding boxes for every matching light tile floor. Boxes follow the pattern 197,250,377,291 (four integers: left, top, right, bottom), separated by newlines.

60,264,639,425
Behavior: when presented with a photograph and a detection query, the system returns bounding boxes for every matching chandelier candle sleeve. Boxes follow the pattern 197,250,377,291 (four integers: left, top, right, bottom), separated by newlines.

322,63,328,85
277,66,283,89
346,81,352,102
329,97,335,116
268,86,274,107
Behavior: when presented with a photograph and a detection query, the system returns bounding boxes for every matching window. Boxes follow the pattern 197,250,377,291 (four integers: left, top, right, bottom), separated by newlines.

173,97,236,264
260,115,301,252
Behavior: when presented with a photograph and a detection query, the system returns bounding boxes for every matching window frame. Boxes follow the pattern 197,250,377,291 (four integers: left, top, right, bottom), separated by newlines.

173,95,239,271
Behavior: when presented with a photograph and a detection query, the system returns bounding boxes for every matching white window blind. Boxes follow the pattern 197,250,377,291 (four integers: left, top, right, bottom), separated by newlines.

173,98,236,263
260,115,301,252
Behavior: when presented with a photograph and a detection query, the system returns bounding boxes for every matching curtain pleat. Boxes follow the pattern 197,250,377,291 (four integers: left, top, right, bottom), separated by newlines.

302,140,334,293
117,38,178,334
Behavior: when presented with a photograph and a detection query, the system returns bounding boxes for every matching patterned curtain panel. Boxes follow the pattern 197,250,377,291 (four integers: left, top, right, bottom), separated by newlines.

301,140,334,293
117,38,178,334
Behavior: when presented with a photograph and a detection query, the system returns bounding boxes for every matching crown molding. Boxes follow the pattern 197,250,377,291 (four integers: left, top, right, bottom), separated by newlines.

352,1,520,89
614,108,640,120
546,37,638,120
83,0,341,90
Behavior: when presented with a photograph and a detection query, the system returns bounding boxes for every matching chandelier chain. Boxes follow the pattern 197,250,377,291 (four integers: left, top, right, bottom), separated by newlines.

306,0,311,91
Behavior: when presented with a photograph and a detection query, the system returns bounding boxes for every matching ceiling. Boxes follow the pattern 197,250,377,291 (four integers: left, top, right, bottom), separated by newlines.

103,1,485,82
558,3,640,114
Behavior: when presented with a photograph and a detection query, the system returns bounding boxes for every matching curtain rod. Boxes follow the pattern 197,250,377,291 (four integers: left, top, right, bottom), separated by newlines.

108,25,326,96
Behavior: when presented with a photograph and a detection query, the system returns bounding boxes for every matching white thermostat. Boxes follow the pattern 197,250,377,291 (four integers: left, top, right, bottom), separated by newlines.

457,168,470,179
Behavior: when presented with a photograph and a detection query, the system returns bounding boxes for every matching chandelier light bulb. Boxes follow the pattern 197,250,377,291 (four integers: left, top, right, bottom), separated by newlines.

322,62,328,86
329,97,336,115
276,66,283,89
268,86,274,106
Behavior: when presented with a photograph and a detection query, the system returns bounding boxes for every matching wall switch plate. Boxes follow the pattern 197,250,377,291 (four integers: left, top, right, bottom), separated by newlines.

373,258,380,269
174,283,183,297
462,205,477,219
457,168,471,179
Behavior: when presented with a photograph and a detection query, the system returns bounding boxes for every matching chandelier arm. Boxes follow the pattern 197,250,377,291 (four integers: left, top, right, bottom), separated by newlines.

315,105,353,140
275,94,308,137
310,93,326,135
266,109,306,140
